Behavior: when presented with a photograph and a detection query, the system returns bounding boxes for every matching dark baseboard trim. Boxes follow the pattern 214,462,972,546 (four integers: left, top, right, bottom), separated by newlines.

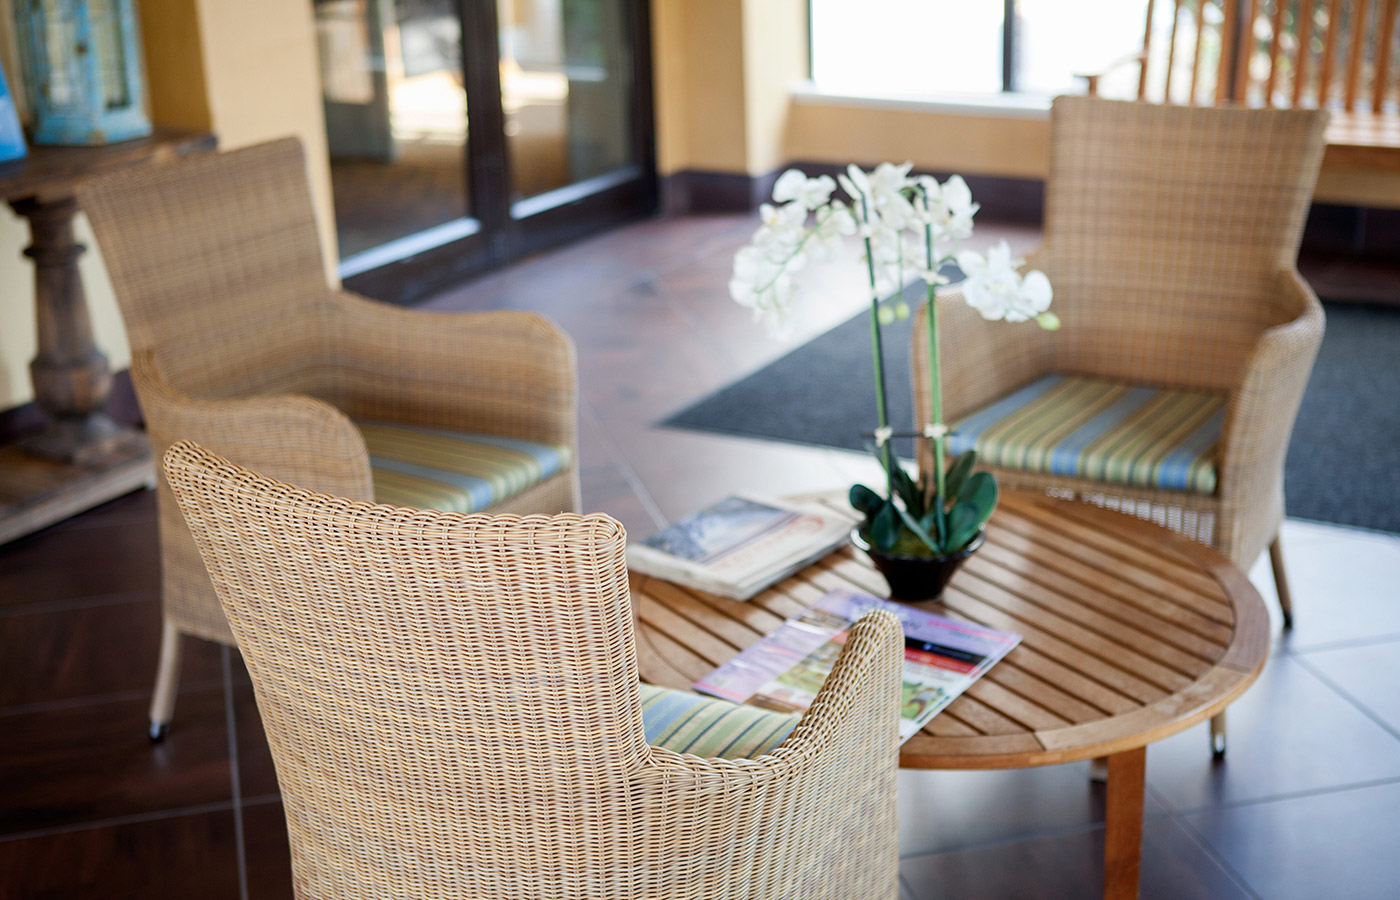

661,169,783,215
663,163,1400,264
0,369,142,443
662,163,1046,222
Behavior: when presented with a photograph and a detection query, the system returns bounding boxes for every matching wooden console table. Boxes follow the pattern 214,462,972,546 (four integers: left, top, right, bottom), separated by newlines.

630,490,1271,900
0,130,216,544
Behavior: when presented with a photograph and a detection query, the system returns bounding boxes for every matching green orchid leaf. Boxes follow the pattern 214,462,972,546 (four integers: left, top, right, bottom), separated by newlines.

895,502,942,554
945,502,982,552
849,483,883,516
962,471,999,522
871,500,899,551
943,450,977,504
889,462,924,518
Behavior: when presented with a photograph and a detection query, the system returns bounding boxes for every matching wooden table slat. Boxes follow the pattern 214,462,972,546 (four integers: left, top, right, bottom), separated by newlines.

941,691,1031,736
985,661,1116,725
978,530,1233,644
956,571,1200,689
964,679,1074,732
1000,493,1224,596
808,549,893,596
974,541,1230,660
1034,665,1257,757
937,590,1168,705
635,594,745,666
924,714,980,737
642,580,772,648
992,513,1234,623
994,645,1140,716
633,621,712,689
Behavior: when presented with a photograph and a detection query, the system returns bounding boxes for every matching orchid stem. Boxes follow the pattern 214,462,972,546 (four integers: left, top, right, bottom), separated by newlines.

858,193,894,498
923,216,947,548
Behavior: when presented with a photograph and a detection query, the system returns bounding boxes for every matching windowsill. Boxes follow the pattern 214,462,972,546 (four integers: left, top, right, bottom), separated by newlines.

790,81,1058,119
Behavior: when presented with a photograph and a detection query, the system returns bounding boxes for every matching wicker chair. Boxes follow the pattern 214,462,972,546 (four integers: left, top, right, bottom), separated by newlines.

77,138,580,741
914,97,1328,750
161,439,903,900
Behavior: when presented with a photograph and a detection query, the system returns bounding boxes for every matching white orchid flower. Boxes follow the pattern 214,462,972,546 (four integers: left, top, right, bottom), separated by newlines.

772,169,837,210
956,240,1055,325
868,161,914,200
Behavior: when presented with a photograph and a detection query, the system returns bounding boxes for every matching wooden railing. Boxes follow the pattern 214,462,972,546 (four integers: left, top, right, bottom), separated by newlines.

1083,0,1400,171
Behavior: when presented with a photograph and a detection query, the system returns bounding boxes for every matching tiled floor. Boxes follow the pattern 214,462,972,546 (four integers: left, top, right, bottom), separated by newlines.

1,211,1397,898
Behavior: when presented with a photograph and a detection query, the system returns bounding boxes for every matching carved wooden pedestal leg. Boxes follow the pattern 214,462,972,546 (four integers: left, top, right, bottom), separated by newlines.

10,195,139,464
0,193,151,545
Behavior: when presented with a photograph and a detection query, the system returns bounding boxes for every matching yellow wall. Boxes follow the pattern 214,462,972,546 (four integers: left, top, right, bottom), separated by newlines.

740,0,807,176
651,0,807,177
0,0,335,412
787,98,1052,179
651,0,748,174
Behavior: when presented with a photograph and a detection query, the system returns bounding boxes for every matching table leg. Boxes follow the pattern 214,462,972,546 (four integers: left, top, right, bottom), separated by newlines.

9,194,132,465
1103,745,1147,900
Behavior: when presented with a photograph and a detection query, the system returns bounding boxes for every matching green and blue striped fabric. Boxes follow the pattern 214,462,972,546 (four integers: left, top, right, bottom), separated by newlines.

947,374,1225,494
355,421,572,513
640,683,800,759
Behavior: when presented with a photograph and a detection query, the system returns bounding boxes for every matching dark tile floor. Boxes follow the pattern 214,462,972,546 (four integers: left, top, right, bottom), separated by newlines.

2,212,1398,899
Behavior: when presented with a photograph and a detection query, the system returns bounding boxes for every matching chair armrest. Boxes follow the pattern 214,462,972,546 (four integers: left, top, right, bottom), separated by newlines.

328,290,578,448
133,350,373,500
629,610,903,893
1074,49,1149,96
1215,270,1325,561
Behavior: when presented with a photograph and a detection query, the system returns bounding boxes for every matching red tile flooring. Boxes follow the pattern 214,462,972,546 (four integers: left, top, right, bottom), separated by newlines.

2,212,1398,899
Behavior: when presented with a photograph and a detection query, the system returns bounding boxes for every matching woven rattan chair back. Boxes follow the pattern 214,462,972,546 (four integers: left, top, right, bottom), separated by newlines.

79,138,332,401
166,441,650,896
164,440,904,900
1045,96,1328,392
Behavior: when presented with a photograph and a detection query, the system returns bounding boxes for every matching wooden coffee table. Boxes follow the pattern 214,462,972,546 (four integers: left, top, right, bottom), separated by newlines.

630,489,1271,900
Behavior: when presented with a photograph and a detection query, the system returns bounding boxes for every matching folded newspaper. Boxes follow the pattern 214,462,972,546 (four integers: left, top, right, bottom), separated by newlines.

626,495,855,601
694,587,1022,742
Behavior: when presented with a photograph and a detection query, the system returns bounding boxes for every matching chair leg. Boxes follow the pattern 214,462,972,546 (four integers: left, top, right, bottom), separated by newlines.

1209,710,1227,758
148,618,182,742
1269,535,1295,630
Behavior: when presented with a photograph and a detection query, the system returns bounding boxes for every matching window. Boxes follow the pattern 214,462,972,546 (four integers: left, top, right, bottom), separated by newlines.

811,0,1150,98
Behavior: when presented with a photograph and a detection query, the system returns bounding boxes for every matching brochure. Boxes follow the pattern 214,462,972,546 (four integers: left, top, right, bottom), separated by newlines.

694,587,1022,742
626,495,855,601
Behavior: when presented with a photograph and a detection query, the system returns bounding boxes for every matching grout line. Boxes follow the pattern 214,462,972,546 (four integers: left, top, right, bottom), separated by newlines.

1163,774,1400,817
0,680,227,719
580,399,668,530
221,646,249,900
1147,781,1267,900
0,589,155,620
1290,653,1400,742
0,800,236,843
1274,632,1400,657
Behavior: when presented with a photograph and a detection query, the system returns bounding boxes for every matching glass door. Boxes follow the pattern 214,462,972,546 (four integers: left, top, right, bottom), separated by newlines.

314,0,655,304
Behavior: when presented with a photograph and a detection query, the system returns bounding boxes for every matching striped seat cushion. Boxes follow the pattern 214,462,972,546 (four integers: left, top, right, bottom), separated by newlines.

355,421,572,513
640,683,799,759
948,374,1225,494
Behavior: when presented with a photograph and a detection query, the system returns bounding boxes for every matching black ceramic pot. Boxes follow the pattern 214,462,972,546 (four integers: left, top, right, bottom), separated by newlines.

850,526,986,603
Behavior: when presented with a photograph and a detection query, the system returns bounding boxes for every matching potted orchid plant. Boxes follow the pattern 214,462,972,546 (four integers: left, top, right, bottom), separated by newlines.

729,163,1058,599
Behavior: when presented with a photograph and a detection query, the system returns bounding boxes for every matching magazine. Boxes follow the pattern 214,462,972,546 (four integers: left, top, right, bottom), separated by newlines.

694,587,1022,742
626,495,855,601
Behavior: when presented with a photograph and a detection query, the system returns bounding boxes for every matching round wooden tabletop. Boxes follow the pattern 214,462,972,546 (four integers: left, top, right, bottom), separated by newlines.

630,489,1272,771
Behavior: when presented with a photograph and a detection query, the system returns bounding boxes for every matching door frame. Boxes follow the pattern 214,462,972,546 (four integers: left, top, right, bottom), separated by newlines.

341,0,657,305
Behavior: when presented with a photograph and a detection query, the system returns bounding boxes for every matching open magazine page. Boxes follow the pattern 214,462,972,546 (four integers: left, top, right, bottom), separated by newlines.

694,587,1022,742
627,495,854,600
